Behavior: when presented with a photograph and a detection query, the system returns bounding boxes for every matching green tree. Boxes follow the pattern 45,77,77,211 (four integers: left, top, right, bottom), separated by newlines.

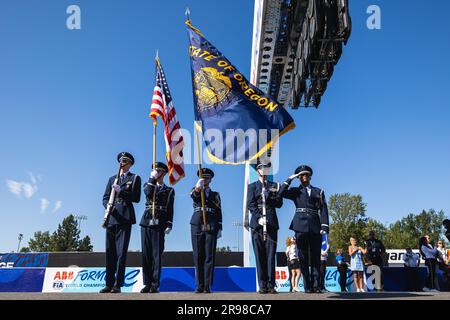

28,231,54,252
328,193,368,250
78,236,94,251
364,218,387,242
217,246,231,253
52,215,81,251
20,247,31,253
26,214,93,252
384,209,445,248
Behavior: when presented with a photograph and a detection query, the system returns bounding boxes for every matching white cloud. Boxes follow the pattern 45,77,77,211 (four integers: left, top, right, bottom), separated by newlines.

6,180,22,196
28,172,37,185
40,198,49,213
22,183,38,199
6,180,38,198
53,201,62,213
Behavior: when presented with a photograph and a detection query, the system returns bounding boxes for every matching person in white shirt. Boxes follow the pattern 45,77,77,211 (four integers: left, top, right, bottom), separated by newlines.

403,247,420,291
436,240,450,291
419,235,440,292
285,237,301,292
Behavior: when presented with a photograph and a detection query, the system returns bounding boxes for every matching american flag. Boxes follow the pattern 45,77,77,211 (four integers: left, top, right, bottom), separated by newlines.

150,58,185,185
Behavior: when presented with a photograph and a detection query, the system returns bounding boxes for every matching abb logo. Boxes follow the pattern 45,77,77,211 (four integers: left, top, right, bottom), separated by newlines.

53,271,74,281
275,270,288,280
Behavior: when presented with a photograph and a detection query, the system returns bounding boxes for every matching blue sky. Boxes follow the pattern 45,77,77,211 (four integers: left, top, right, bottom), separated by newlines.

1,0,449,253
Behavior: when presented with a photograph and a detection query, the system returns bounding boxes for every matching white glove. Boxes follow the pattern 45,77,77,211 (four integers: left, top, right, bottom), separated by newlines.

320,230,326,235
164,227,172,235
217,230,222,239
288,173,301,180
195,179,205,189
112,184,121,193
258,217,267,226
150,170,159,180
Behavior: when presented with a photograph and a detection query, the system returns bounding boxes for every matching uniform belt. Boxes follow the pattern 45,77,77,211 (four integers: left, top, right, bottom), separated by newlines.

194,207,215,213
146,205,166,210
296,208,318,214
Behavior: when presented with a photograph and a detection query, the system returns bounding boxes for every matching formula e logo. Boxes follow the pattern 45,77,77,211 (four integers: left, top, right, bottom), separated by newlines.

53,281,64,290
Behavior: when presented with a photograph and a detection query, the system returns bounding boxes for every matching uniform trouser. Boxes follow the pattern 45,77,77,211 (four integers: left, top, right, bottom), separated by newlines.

191,226,218,290
319,260,327,289
295,232,321,291
105,224,132,287
251,228,277,290
141,226,165,288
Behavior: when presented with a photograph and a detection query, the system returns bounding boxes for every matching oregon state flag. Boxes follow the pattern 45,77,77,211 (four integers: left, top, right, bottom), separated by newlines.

186,20,295,164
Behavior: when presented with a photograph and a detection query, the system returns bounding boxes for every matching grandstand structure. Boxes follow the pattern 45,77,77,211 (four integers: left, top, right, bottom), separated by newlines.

250,0,351,109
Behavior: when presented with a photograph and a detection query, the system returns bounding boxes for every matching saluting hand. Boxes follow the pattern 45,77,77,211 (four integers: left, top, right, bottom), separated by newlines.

164,227,172,235
287,173,301,183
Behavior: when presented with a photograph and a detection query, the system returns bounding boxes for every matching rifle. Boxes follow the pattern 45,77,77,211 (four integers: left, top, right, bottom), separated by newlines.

102,161,123,229
261,183,267,241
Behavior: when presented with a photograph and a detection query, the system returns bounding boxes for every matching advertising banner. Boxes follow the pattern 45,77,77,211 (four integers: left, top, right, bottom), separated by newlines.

42,267,257,293
0,268,46,292
275,267,351,292
160,267,256,292
42,267,143,293
0,253,49,268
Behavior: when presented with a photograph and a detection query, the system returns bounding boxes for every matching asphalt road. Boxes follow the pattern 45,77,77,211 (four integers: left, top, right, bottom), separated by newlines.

0,291,448,300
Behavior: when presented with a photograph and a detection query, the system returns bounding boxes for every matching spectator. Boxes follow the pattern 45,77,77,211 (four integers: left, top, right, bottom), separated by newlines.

364,230,386,291
349,237,366,292
419,235,440,292
319,234,330,292
335,249,349,292
285,236,301,292
403,247,420,292
436,240,450,291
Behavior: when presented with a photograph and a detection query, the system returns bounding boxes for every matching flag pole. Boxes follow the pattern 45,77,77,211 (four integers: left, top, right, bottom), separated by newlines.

195,123,207,227
151,51,159,225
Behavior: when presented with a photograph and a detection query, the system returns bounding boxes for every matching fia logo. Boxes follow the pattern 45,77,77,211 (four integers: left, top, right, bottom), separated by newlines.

53,281,64,290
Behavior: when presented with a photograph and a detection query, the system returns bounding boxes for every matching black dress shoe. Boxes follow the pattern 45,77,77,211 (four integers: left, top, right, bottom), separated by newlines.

99,286,112,293
195,288,204,293
314,288,323,294
150,287,159,293
203,288,212,294
140,286,150,293
110,286,121,293
258,288,268,294
306,289,314,294
268,288,278,294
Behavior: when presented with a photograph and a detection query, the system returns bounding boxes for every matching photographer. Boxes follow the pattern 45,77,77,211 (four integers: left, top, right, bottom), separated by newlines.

364,231,385,291
419,235,440,292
